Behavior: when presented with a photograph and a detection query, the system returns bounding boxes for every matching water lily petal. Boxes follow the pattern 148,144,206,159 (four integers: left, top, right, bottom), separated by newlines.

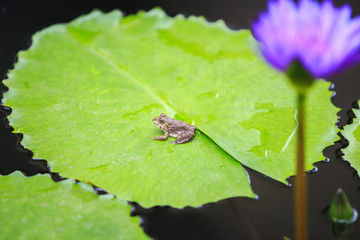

252,0,360,79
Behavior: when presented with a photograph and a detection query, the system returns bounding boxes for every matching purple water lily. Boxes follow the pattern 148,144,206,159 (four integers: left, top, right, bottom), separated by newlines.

252,0,360,79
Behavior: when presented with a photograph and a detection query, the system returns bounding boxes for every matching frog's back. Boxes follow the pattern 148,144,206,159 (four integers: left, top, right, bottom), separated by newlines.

168,117,194,127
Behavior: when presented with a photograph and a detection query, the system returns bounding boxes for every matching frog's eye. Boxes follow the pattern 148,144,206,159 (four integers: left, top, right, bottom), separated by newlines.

159,119,163,123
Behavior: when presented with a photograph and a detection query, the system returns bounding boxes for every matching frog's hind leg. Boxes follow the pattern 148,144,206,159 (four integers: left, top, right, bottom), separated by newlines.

170,132,194,144
153,131,169,141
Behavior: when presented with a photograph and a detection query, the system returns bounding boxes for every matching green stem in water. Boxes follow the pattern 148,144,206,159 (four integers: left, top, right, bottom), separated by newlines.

294,92,307,240
286,60,313,240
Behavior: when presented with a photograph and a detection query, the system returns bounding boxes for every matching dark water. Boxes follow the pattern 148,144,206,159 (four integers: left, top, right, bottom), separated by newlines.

1,0,360,239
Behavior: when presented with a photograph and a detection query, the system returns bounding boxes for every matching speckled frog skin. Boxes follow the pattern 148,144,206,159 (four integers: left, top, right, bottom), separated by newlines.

152,113,197,144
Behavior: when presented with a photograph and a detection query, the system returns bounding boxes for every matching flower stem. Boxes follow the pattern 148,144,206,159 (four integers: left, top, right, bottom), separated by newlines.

295,92,308,240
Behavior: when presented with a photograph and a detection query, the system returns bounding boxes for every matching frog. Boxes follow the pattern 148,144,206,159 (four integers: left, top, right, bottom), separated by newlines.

152,113,197,144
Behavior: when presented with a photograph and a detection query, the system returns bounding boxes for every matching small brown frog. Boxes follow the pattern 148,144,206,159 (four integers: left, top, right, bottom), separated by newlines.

152,113,197,144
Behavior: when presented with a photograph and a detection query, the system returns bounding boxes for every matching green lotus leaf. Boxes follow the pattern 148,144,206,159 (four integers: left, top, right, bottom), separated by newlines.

2,9,338,207
0,172,149,240
342,107,360,172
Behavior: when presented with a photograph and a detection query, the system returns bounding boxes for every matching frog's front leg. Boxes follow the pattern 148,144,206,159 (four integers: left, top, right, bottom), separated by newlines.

171,132,194,144
153,131,169,141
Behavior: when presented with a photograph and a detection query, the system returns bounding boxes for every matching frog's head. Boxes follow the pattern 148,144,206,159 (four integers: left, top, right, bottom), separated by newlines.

152,113,167,130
